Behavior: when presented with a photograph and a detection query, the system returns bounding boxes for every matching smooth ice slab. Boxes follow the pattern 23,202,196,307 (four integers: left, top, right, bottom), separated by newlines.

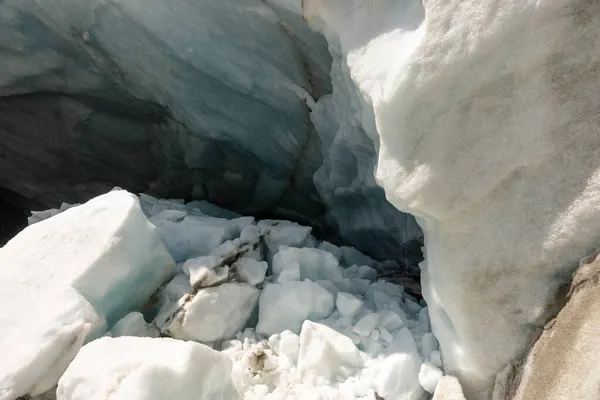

57,337,240,400
150,212,252,263
0,190,175,400
256,281,334,336
272,246,344,282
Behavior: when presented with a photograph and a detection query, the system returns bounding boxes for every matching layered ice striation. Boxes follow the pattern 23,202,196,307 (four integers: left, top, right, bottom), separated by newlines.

0,0,422,266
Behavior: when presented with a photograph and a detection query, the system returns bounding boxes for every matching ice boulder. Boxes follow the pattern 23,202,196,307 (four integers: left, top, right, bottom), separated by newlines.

232,257,268,286
297,320,363,383
158,282,259,343
336,292,363,318
272,246,344,282
0,190,175,400
149,212,252,263
57,336,241,400
256,281,334,336
372,328,424,400
306,0,600,396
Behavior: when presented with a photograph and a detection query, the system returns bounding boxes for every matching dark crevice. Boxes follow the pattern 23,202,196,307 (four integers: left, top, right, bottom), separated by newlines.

0,187,29,246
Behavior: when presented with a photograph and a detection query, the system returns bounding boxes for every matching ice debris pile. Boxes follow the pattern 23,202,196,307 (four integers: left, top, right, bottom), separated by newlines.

3,189,444,400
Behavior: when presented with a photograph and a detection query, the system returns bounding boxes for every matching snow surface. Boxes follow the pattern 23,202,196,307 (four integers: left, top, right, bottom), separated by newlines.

11,190,438,399
305,0,600,397
0,190,175,400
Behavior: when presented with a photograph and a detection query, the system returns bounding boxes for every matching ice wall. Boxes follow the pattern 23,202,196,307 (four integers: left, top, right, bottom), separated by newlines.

0,0,422,265
306,0,600,398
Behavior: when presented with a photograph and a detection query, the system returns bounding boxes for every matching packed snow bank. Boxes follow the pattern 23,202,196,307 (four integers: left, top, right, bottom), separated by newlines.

306,0,600,397
0,190,175,400
57,337,240,400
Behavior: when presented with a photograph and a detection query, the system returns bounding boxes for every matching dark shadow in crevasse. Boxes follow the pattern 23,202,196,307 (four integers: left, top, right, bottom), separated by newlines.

0,187,28,246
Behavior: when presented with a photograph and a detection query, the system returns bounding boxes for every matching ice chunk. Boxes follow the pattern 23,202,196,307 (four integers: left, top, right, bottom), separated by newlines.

330,278,355,294
418,307,431,328
161,274,192,302
316,280,340,297
159,283,259,342
184,255,229,288
185,199,243,219
184,236,267,289
278,331,301,364
0,190,175,400
272,246,344,282
364,281,405,311
357,265,378,281
297,321,363,382
28,202,78,225
419,362,444,393
343,265,378,282
353,313,380,337
421,332,439,359
430,350,443,368
57,337,240,400
318,241,342,260
380,327,394,344
340,246,376,268
256,281,334,335
149,213,249,262
239,224,263,245
233,258,268,286
350,278,371,296
139,195,188,218
108,312,159,338
336,292,363,318
258,220,312,261
373,328,424,399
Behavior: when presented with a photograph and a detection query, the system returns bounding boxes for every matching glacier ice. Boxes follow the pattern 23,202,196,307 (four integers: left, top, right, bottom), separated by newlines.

306,0,600,397
0,190,175,400
0,0,422,267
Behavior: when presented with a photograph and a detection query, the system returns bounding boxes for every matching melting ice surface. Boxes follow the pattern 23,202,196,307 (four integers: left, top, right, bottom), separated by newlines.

18,191,443,400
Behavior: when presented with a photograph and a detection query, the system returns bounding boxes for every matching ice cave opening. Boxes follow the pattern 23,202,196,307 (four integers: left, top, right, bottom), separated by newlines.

0,1,439,398
6,0,598,399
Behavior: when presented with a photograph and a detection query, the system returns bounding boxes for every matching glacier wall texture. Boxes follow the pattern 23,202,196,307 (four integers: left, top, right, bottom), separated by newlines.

0,0,422,265
305,0,600,398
